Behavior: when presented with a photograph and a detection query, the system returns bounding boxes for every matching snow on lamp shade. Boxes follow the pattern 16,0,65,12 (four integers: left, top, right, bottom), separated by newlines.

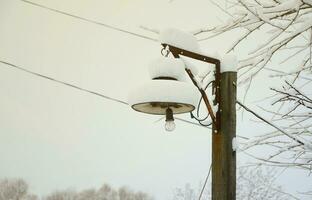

129,56,199,131
159,28,201,54
128,80,199,115
149,57,186,81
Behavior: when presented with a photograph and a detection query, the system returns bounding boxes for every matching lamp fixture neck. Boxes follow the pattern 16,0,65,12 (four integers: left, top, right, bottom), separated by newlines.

165,108,174,121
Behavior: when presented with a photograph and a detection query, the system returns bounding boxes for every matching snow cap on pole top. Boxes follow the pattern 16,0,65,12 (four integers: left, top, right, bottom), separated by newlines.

159,28,201,53
149,57,186,81
221,53,238,73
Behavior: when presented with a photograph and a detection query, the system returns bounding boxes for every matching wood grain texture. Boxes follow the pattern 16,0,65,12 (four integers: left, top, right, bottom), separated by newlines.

212,72,237,200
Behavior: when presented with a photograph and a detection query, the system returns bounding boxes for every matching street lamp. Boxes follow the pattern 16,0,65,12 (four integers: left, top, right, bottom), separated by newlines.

128,28,237,200
128,56,199,131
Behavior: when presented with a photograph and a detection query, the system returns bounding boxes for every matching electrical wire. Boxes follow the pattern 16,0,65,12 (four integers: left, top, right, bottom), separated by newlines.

198,164,212,200
236,100,305,145
190,112,212,127
197,80,214,117
190,80,214,127
0,60,212,128
0,60,128,105
2,59,216,200
13,0,220,128
20,0,158,42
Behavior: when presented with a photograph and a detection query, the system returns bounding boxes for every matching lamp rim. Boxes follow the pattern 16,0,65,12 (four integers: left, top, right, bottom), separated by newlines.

131,101,196,115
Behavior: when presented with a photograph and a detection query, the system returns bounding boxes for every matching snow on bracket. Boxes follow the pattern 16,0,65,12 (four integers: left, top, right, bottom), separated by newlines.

159,28,201,54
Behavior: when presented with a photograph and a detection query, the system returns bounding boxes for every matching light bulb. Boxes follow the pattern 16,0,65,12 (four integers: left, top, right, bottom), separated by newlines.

165,120,176,132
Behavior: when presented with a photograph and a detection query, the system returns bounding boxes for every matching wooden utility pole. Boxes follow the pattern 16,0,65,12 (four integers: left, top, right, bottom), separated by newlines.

212,71,237,200
160,44,237,199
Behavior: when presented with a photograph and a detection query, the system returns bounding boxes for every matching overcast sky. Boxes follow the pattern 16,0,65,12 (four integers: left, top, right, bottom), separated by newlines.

0,0,311,199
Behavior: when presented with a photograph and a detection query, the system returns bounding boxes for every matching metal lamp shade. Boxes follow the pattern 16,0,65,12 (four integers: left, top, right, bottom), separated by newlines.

128,80,199,115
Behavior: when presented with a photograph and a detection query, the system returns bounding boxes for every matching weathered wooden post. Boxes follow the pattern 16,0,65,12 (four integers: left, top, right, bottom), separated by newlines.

212,68,237,199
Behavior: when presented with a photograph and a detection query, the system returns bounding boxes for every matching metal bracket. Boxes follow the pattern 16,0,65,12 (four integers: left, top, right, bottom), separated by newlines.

161,43,221,128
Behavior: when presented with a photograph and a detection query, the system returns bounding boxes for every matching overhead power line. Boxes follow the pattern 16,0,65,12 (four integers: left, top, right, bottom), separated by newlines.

0,59,208,128
236,100,305,146
20,0,158,42
0,60,128,105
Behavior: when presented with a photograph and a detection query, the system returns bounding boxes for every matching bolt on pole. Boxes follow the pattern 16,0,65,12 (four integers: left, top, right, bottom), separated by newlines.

212,71,237,200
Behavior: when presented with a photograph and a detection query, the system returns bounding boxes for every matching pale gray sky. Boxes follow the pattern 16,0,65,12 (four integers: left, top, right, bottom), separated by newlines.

0,0,311,199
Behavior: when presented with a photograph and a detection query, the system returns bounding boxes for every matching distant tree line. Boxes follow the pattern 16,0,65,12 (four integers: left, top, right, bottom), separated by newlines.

0,178,153,200
172,167,300,200
1,167,306,200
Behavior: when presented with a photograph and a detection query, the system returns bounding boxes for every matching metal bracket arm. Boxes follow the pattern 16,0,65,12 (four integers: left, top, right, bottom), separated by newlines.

161,44,221,127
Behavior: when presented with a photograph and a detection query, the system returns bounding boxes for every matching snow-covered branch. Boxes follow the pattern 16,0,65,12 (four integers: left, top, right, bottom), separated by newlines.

195,0,312,84
190,0,312,172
